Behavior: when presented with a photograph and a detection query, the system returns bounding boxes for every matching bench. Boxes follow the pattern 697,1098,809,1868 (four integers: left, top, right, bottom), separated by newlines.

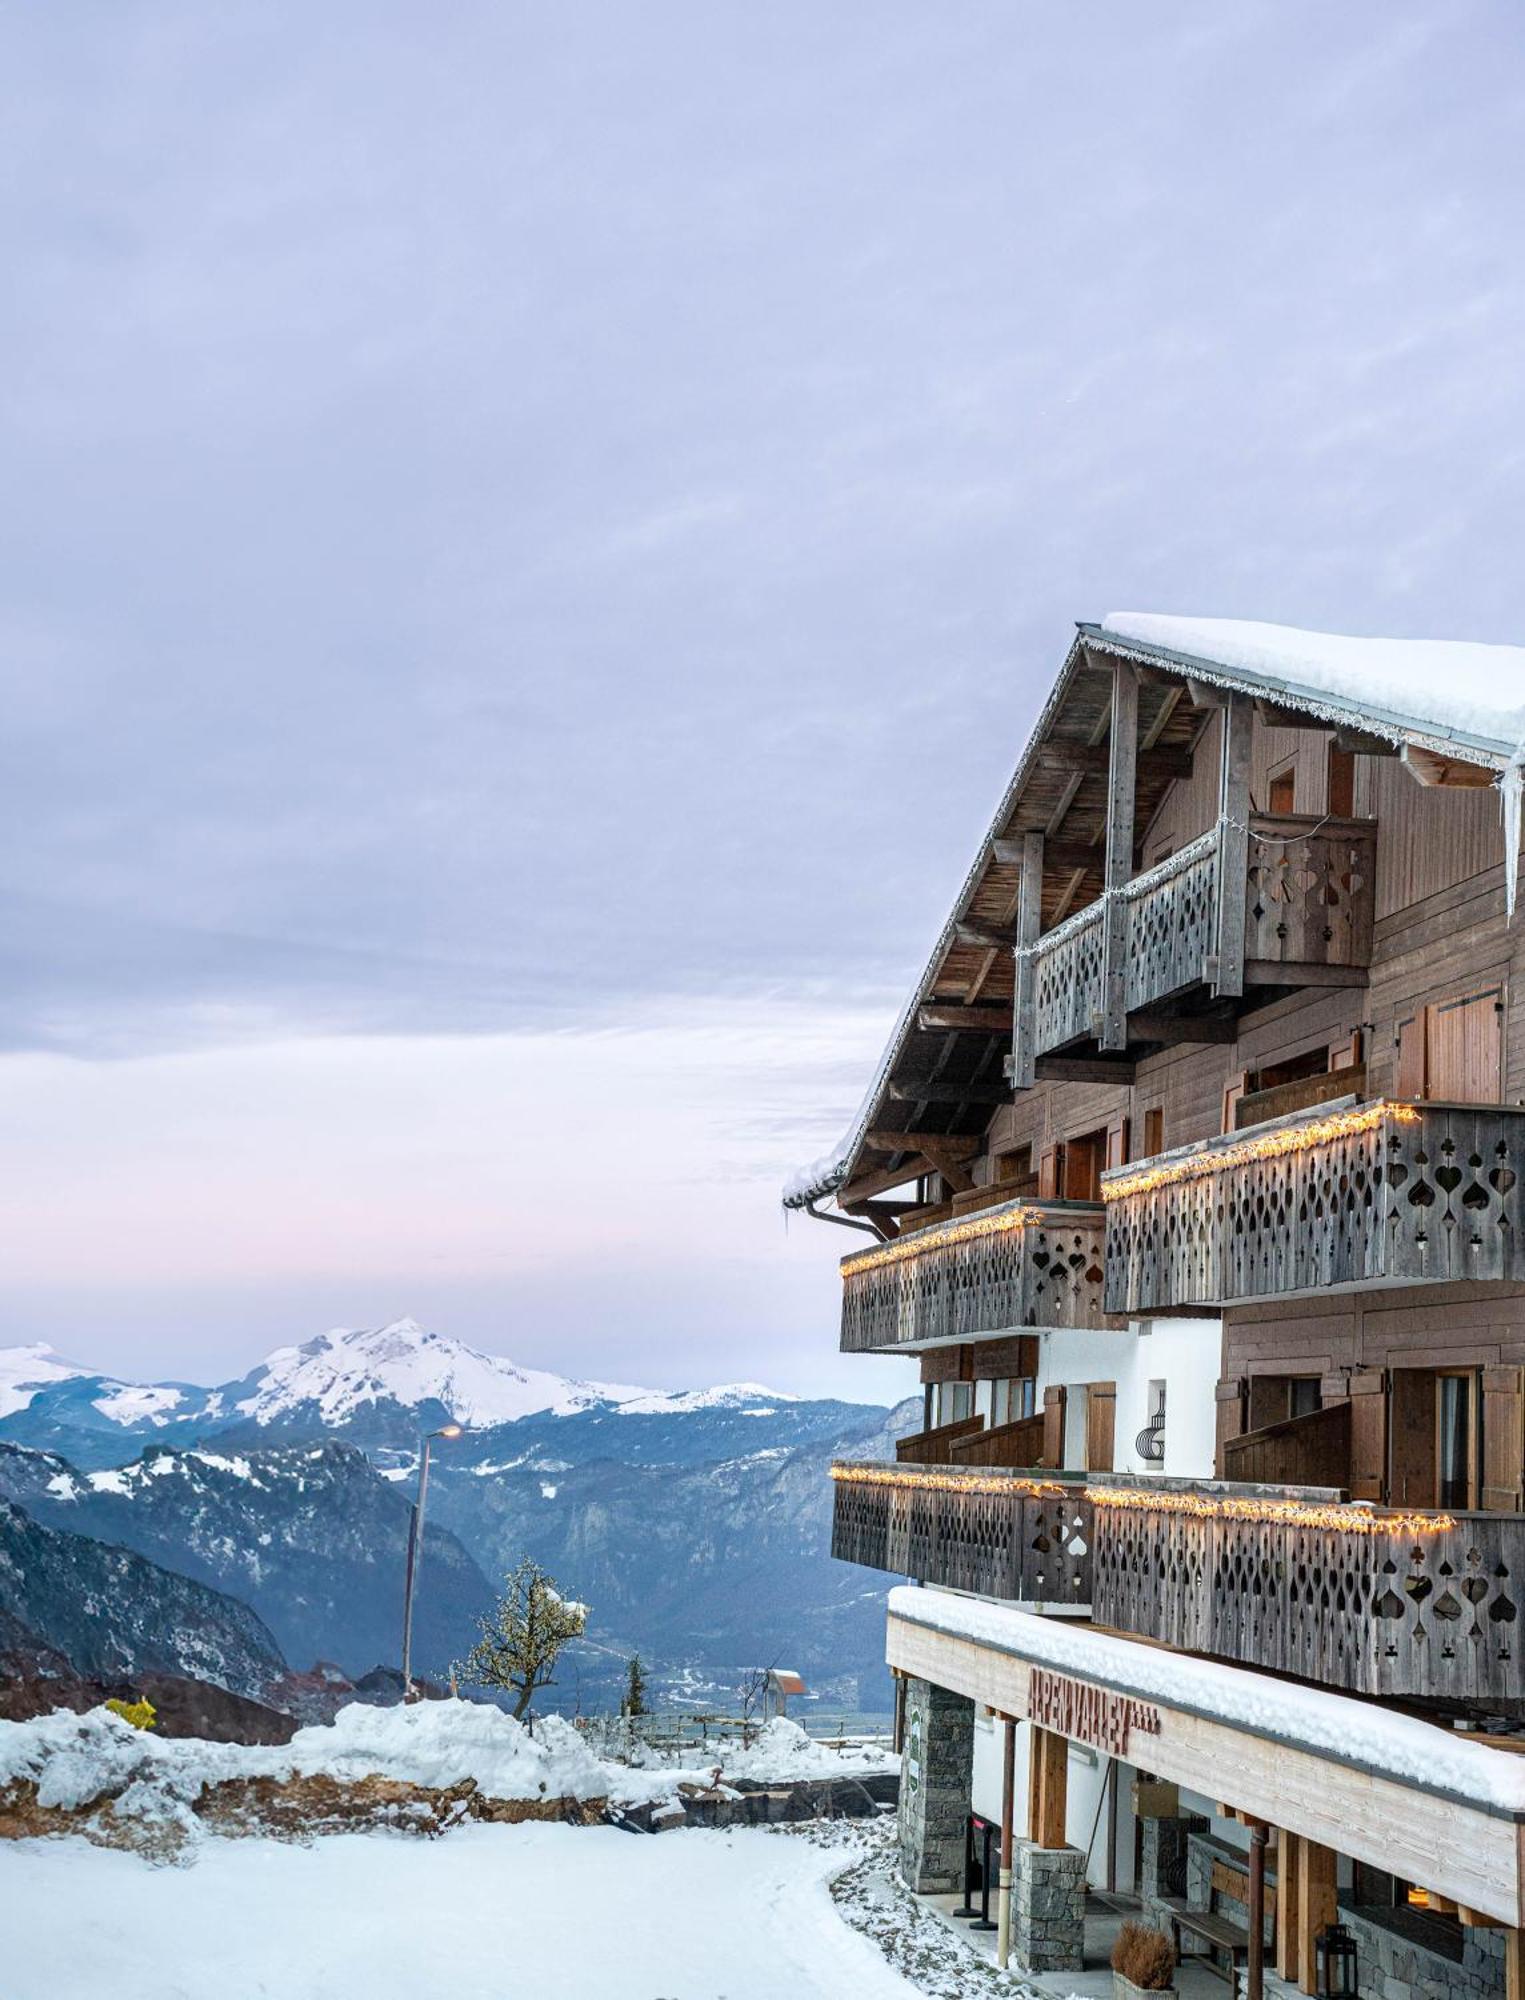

1162,1900,1250,1982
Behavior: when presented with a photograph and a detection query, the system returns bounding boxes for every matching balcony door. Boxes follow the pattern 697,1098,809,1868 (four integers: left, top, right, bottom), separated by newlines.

1391,1367,1482,1511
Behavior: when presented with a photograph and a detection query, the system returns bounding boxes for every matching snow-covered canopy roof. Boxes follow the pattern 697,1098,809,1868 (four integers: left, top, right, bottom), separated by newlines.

784,614,1525,1211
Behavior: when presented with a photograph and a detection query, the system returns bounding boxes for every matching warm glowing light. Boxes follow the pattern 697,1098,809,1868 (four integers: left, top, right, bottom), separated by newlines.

1101,1101,1421,1203
1085,1483,1453,1537
830,1463,1074,1500
839,1199,1038,1278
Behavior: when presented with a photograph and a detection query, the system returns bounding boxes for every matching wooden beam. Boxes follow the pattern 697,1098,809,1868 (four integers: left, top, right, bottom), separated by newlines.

1402,742,1497,789
1033,1055,1137,1084
839,1156,929,1203
1045,740,1192,780
1186,677,1228,708
1276,1830,1302,1984
1127,1012,1238,1046
864,1129,981,1158
887,1080,1010,1106
1026,1725,1068,1850
1332,726,1401,758
991,836,1102,874
1241,960,1368,990
1505,1926,1525,2000
1255,698,1319,732
1295,1838,1337,1995
917,1005,1012,1035
918,1138,976,1194
847,1199,903,1238
953,920,1017,952
1010,831,1044,1091
1100,659,1138,1051
1213,692,1253,1000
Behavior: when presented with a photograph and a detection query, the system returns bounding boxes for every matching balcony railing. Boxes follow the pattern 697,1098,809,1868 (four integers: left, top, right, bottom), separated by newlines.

832,1463,1525,1705
830,1462,1093,1604
1102,1098,1525,1316
839,1197,1112,1353
1028,815,1375,1058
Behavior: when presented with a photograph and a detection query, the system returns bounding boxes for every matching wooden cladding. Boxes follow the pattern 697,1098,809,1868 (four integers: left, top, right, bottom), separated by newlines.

1025,815,1376,1064
1221,1400,1351,1488
834,1464,1525,1706
838,1197,1112,1353
1103,1101,1525,1316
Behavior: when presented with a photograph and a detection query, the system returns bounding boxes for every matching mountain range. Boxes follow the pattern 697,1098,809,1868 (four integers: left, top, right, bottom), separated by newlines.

0,1321,909,1715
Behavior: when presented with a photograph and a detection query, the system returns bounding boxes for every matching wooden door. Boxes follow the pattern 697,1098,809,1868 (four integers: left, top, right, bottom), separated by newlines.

1426,988,1503,1101
1104,1114,1129,1173
1481,1367,1525,1512
1037,1143,1060,1199
1394,1014,1426,1099
1085,1382,1117,1472
1390,1370,1439,1507
1063,1134,1103,1202
1041,1385,1066,1468
1347,1370,1388,1501
1214,1377,1247,1477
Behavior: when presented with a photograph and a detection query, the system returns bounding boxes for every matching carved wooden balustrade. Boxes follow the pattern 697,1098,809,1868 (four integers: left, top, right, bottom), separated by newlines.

830,1462,1093,1603
1103,1099,1525,1317
839,1198,1112,1353
1028,816,1375,1056
1090,1478,1525,1706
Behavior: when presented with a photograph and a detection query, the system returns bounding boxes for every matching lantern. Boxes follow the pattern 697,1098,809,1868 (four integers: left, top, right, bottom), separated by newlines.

1314,1921,1358,1998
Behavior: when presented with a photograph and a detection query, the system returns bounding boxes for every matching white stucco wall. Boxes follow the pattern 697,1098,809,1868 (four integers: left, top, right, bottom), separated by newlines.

1031,1316,1219,1478
970,1714,1135,1890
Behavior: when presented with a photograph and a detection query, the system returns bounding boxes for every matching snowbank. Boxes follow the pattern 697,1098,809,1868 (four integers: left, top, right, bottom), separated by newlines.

0,1703,896,1837
889,1586,1525,1813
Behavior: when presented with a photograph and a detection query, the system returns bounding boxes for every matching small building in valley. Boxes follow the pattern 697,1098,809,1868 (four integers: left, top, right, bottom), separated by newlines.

787,614,1525,1996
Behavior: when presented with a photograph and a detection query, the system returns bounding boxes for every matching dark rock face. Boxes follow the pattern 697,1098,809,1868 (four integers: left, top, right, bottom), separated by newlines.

0,1497,285,1701
0,1440,492,1682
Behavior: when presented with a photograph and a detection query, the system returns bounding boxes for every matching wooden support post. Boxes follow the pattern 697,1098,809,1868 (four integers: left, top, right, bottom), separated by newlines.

1505,1925,1525,2000
1213,691,1253,1000
1246,1818,1268,2000
1009,831,1044,1089
1026,1725,1068,1849
1276,1829,1302,1982
1295,1836,1337,1995
1099,661,1138,1051
997,1717,1016,1968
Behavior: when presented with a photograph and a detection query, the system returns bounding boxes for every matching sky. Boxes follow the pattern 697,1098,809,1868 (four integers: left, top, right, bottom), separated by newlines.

2,2,1523,1400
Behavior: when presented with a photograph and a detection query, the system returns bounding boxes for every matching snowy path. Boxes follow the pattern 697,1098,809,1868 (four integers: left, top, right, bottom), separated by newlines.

0,1822,927,2000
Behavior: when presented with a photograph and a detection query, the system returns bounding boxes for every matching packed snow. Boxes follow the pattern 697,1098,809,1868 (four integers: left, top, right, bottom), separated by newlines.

1101,612,1525,752
0,1343,85,1419
0,1821,928,2000
0,1702,897,1827
889,1586,1525,1811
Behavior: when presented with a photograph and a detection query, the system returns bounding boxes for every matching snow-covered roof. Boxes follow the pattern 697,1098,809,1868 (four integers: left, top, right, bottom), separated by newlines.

783,613,1524,1211
888,1585,1525,1815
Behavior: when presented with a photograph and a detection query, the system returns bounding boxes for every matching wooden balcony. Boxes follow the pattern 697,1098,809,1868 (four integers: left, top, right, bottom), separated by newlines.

1090,1478,1525,1708
1102,1098,1525,1317
839,1196,1112,1353
832,1464,1525,1707
1024,815,1376,1065
830,1462,1093,1604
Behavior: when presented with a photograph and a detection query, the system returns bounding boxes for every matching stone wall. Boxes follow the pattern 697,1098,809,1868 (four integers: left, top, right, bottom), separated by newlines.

1011,1837,1085,1972
1139,1811,1207,1934
1341,1904,1503,2000
896,1676,973,1894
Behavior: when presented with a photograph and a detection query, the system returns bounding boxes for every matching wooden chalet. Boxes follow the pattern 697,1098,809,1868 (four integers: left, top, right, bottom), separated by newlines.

788,614,1525,1995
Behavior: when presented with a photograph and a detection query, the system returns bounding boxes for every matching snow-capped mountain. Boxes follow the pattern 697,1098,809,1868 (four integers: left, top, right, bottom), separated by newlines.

0,1320,808,1465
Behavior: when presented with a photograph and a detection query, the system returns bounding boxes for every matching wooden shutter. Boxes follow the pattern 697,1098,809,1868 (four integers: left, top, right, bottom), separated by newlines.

1063,1136,1101,1202
1214,1377,1247,1477
1104,1113,1129,1172
1394,1013,1425,1099
1041,1385,1066,1469
1426,989,1503,1102
1390,1370,1438,1508
1222,1071,1248,1132
1326,743,1355,818
1348,1370,1388,1500
1141,1106,1164,1158
1037,1143,1060,1199
1482,1366,1525,1512
1085,1382,1117,1472
1329,1029,1363,1072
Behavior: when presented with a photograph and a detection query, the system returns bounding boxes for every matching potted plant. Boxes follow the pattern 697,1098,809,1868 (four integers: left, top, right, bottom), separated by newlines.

1111,1920,1177,1998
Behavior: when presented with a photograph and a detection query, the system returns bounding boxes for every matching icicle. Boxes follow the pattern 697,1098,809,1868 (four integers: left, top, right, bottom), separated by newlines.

1502,750,1525,921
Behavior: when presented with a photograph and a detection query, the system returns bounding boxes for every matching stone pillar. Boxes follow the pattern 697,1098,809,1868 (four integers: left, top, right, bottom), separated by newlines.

1139,1811,1208,1932
896,1676,973,1893
1011,1837,1086,1972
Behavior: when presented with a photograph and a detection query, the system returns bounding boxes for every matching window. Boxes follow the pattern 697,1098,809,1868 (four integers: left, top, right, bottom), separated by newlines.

991,1377,1036,1428
1327,742,1356,818
1438,1370,1479,1512
1290,1377,1322,1419
933,1380,974,1427
1267,762,1297,814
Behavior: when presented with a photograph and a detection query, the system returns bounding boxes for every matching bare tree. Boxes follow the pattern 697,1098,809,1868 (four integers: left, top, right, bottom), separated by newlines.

737,1662,774,1746
460,1558,588,1719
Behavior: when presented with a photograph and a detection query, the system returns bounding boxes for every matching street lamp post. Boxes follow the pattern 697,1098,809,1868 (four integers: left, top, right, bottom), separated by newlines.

401,1423,463,1700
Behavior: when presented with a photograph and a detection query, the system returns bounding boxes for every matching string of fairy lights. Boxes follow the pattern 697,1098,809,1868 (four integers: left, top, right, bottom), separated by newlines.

1099,1099,1419,1204
838,1197,1036,1279
830,1461,1454,1535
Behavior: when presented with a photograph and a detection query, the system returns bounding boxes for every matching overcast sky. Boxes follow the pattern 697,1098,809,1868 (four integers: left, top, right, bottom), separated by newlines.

3,3,1522,1399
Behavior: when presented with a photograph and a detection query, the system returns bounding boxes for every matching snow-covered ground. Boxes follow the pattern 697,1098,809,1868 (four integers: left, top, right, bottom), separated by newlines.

0,1822,927,2000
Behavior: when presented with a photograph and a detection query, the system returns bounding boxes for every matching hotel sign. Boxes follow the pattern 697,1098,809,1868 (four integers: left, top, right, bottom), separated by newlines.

1028,1667,1161,1757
